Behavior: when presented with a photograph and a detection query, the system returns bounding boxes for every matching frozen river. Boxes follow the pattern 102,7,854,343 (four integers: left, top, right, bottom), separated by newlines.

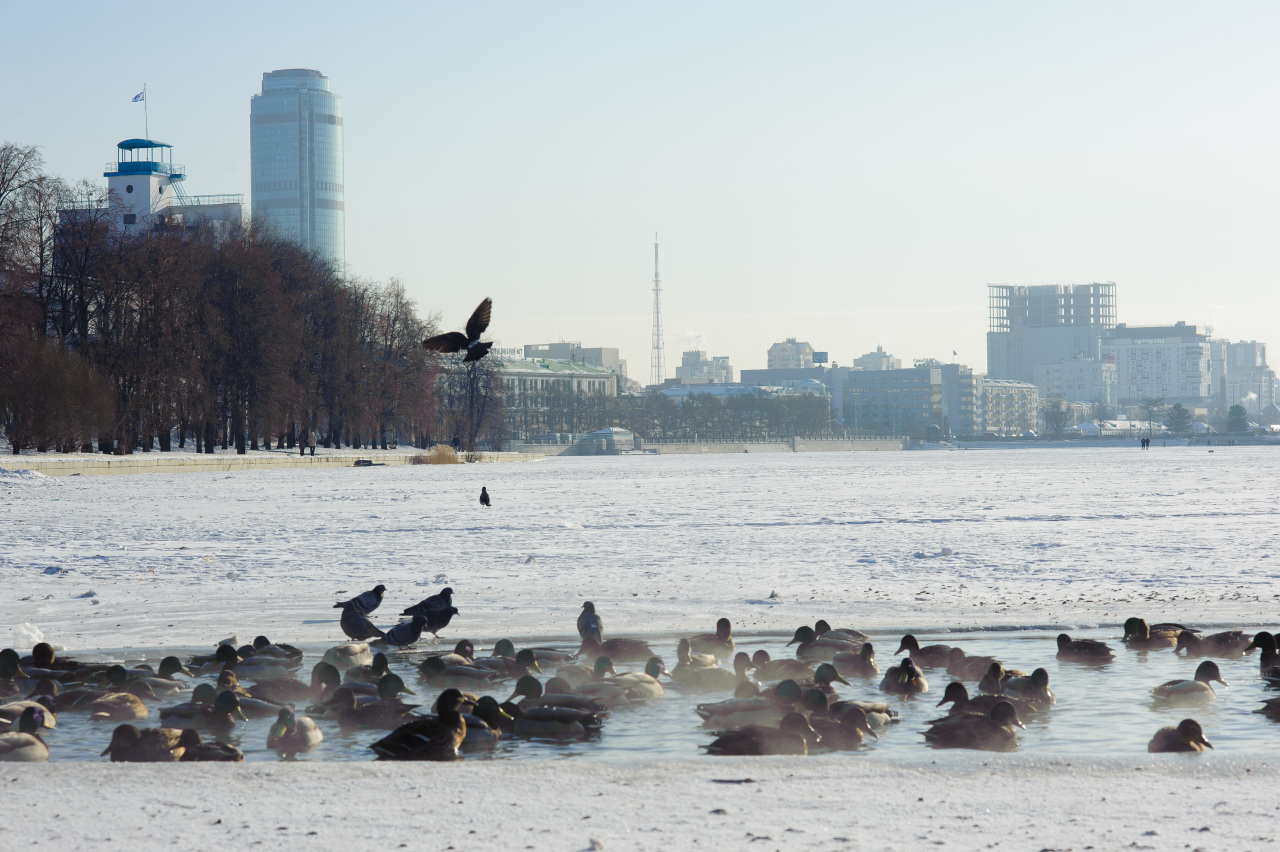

3,445,1278,651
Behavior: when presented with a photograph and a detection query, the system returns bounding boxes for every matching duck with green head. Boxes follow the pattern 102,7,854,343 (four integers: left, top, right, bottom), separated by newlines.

369,688,467,760
1151,661,1227,707
267,707,324,752
1148,718,1212,753
0,706,50,761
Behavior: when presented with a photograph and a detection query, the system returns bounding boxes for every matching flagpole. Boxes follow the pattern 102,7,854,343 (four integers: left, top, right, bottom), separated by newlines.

144,84,148,139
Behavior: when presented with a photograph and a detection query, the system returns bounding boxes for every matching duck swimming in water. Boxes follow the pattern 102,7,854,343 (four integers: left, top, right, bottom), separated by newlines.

101,724,185,762
923,700,1024,751
833,643,880,679
703,711,812,756
881,658,929,696
894,635,952,668
577,637,654,664
369,688,467,760
0,706,49,762
178,729,244,762
788,625,859,662
1151,661,1227,707
1123,618,1187,650
1148,718,1212,753
267,707,324,752
686,618,735,658
933,681,1040,719
1175,629,1250,658
1056,634,1115,663
751,650,814,683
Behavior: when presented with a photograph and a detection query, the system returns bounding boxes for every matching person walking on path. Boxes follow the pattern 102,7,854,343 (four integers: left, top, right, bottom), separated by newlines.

299,429,306,457
309,430,317,457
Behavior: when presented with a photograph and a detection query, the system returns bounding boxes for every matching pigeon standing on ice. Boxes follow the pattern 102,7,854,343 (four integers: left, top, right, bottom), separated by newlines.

381,615,429,648
401,587,458,637
578,601,604,644
422,298,493,363
338,604,385,642
479,487,491,507
333,584,386,616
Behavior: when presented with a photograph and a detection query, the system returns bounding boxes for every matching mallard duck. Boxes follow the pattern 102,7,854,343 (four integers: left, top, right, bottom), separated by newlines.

251,635,304,662
697,680,801,729
474,647,543,679
215,669,252,699
577,637,654,664
178,728,244,761
344,652,392,684
368,688,466,760
0,699,56,730
506,675,609,714
459,696,511,748
832,644,879,678
1148,718,1212,753
419,656,504,690
1003,668,1055,705
978,662,1028,695
946,648,996,680
249,662,342,704
881,658,929,695
828,699,899,730
189,643,240,673
1123,618,1183,650
226,652,298,682
751,650,815,683
322,643,373,671
1152,661,1227,706
673,650,750,692
687,618,735,658
267,707,324,751
1175,630,1250,658
924,700,1023,750
703,712,812,756
169,690,247,733
87,689,151,722
574,658,642,707
893,635,952,668
798,663,850,697
814,620,869,643
933,681,1039,719
788,626,859,662
326,686,418,730
511,704,605,739
603,657,667,700
1244,631,1280,679
1255,696,1280,720
1056,633,1115,663
0,706,49,761
101,724,185,762
131,657,195,695
810,705,876,750
158,683,218,725
577,601,604,643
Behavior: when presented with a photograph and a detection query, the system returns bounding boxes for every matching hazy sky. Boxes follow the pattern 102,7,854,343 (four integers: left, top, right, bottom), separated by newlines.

3,2,1278,376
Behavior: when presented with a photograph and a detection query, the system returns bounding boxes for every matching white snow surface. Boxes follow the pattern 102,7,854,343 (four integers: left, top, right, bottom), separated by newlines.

5,447,1280,849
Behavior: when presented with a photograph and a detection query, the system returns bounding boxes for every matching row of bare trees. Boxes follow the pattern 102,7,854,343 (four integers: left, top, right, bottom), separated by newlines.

0,142,455,455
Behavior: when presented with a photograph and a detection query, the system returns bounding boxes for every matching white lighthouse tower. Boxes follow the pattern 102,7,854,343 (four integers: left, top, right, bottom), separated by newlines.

103,139,185,227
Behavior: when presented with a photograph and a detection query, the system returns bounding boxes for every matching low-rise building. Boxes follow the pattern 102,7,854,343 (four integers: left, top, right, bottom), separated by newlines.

768,339,815,370
523,342,626,380
496,356,617,439
977,379,1039,435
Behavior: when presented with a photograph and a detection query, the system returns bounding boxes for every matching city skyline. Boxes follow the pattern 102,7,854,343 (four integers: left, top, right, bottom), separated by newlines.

3,2,1279,373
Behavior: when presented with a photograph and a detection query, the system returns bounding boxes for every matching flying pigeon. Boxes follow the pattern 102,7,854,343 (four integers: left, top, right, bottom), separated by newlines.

422,298,493,362
333,584,386,616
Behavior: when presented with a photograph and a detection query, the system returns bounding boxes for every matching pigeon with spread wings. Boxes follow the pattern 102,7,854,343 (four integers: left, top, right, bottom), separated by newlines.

423,298,493,362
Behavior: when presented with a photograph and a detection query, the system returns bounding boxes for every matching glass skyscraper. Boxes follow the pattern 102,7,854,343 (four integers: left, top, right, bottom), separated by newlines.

250,69,345,269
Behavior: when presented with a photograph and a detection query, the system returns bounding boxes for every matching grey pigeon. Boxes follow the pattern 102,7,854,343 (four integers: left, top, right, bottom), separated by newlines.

402,587,457,637
577,601,604,644
334,584,386,616
340,606,385,641
383,615,428,648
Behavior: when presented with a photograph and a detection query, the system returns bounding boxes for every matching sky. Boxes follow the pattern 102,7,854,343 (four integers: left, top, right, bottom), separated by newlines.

3,2,1278,377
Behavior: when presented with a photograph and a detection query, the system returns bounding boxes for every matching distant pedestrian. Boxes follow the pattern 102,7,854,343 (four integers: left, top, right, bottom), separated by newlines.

479,487,491,507
299,431,305,457
309,430,317,456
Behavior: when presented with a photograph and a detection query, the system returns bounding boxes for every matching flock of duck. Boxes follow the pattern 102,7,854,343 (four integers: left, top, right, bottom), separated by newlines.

3,588,1279,762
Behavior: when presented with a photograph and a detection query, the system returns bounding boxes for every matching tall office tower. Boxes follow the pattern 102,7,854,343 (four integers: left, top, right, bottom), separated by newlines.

986,283,1116,383
250,68,345,269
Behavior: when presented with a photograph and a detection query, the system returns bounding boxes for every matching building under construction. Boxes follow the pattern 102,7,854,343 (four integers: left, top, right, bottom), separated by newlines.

986,283,1117,386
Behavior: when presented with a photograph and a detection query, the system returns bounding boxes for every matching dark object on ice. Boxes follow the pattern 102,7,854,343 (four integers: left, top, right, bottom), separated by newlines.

334,585,386,616
383,615,429,648
369,688,467,760
1148,718,1212,753
480,487,490,507
353,459,385,467
402,587,457,637
339,606,385,642
422,298,493,362
578,601,604,644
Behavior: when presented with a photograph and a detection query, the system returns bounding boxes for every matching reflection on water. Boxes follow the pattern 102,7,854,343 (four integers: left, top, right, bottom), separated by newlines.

27,628,1280,763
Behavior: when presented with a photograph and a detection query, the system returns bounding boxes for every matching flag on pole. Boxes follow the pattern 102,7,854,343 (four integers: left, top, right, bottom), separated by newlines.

952,350,958,357
132,90,145,102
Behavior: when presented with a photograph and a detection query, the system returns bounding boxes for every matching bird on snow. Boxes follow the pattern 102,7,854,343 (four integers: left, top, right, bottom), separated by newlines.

422,298,493,362
381,615,429,648
334,585,386,616
339,606,385,642
578,601,604,644
480,487,491,507
401,587,458,637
